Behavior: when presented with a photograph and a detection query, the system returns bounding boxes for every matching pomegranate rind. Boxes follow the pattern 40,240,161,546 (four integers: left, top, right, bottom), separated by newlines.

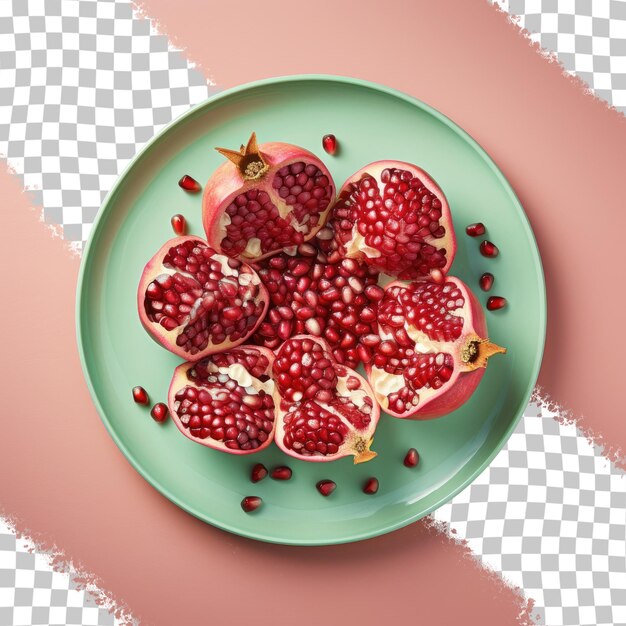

203,142,336,262
366,277,504,420
333,160,456,279
273,335,380,463
168,346,276,454
137,236,269,361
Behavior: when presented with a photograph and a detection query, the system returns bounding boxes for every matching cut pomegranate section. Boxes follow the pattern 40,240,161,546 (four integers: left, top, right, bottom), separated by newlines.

273,336,379,463
366,277,505,419
138,236,269,360
203,133,335,262
251,243,382,368
168,346,276,454
330,161,456,279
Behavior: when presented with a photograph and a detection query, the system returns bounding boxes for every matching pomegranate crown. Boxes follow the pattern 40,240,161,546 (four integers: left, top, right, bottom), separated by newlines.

215,132,269,181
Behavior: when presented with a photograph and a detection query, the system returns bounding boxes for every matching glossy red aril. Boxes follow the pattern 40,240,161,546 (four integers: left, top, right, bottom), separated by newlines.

168,346,276,454
404,448,419,467
252,244,383,367
179,174,201,192
466,222,485,237
330,161,456,279
203,133,335,262
150,402,168,422
241,496,262,512
363,477,379,494
171,214,186,235
251,463,268,483
132,386,149,405
365,277,506,419
138,236,269,360
270,466,292,480
480,240,499,258
487,296,507,311
479,272,494,292
316,480,336,496
322,134,337,155
273,336,380,463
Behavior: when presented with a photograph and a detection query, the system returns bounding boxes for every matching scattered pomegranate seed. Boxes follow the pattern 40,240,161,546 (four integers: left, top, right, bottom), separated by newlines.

363,477,379,495
466,222,486,237
250,463,268,483
132,386,149,405
178,174,201,193
480,240,499,258
241,496,263,513
479,272,494,292
150,402,169,423
316,480,336,497
487,296,507,311
171,213,186,235
322,134,337,155
404,448,419,468
270,466,292,481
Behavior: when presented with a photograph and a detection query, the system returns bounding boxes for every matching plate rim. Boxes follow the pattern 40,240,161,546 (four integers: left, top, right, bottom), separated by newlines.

76,74,547,545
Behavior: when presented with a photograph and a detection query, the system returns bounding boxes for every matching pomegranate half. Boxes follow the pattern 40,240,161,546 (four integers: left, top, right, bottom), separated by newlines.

138,236,268,360
273,336,379,463
203,133,335,262
331,161,456,279
168,346,276,453
366,277,505,418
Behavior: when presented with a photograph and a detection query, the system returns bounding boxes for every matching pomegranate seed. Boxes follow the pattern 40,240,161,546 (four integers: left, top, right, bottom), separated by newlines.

363,477,379,495
487,296,507,311
250,463,268,483
270,466,292,481
479,272,494,291
430,268,445,284
316,480,336,496
466,222,485,237
132,386,149,405
171,213,186,235
322,134,337,155
404,448,419,467
178,174,201,192
150,402,168,423
241,496,262,513
479,240,499,258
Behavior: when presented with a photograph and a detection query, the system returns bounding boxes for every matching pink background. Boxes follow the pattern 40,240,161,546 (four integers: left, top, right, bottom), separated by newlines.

2,0,625,624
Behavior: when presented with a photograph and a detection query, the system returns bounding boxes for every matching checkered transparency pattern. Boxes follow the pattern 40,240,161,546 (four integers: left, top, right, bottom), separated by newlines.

433,401,626,626
492,0,626,113
0,518,121,626
0,0,212,250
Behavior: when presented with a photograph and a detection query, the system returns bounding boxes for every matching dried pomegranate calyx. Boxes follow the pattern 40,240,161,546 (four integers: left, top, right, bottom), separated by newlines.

459,335,506,370
215,132,269,181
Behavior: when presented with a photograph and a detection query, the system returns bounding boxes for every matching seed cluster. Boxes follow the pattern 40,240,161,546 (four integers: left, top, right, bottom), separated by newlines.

254,247,383,367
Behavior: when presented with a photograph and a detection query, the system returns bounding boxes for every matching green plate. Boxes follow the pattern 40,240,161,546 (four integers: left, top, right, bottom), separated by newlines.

77,75,546,545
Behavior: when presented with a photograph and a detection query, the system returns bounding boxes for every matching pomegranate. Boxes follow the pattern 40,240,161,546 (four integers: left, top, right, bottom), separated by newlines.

466,222,485,237
273,336,379,463
480,240,499,257
270,466,292,480
479,272,494,292
132,386,149,405
252,243,383,368
150,403,168,422
330,161,456,279
250,463,268,483
179,174,201,192
322,134,338,155
168,345,276,454
138,236,268,360
171,214,186,235
487,296,507,311
366,277,505,419
203,133,335,262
